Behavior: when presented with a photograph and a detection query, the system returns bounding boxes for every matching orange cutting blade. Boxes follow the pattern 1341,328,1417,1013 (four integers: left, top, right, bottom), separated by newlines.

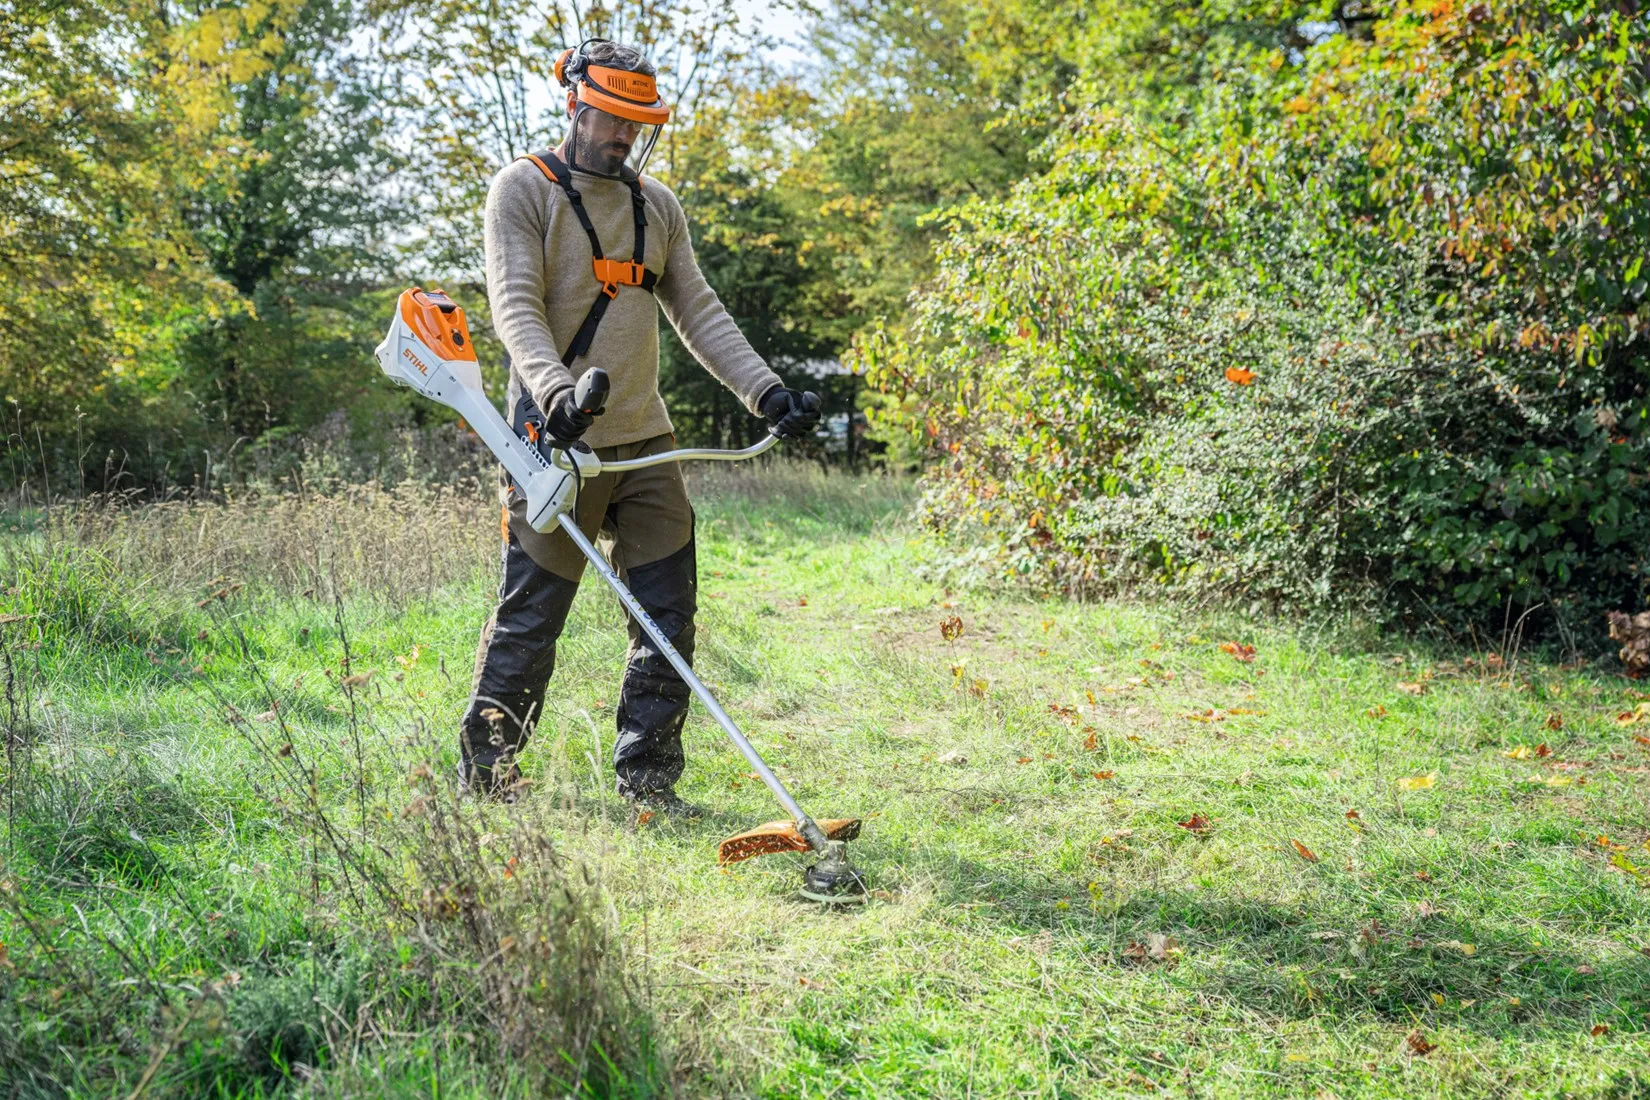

717,818,861,865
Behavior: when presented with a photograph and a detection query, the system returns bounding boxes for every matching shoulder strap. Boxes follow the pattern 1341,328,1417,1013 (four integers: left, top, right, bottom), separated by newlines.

625,175,658,292
520,149,605,260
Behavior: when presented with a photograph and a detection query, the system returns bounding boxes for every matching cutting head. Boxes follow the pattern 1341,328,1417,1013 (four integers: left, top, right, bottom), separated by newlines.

718,819,868,905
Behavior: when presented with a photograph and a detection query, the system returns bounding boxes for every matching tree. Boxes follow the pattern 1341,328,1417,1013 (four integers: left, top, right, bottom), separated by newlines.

860,0,1650,631
178,0,406,444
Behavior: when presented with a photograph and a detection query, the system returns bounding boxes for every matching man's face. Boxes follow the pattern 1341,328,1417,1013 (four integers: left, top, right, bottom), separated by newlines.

569,96,642,175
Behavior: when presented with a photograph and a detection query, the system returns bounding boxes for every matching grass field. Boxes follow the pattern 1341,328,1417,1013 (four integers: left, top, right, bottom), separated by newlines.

3,462,1650,1097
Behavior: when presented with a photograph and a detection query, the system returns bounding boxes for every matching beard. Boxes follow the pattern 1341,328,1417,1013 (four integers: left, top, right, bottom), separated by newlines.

570,131,631,175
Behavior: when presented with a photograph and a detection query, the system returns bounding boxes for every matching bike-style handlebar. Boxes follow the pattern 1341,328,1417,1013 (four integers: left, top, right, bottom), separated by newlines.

552,431,780,476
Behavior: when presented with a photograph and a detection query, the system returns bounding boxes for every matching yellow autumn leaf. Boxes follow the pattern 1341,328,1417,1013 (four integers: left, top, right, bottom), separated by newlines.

1442,940,1476,956
1503,745,1532,760
1397,773,1438,790
1615,703,1650,726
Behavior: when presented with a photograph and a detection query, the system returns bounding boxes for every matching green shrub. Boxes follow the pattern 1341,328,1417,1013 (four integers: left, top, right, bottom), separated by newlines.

858,0,1650,635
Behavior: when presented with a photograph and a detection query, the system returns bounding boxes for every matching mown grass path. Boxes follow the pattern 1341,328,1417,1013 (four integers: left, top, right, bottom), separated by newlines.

5,468,1649,1097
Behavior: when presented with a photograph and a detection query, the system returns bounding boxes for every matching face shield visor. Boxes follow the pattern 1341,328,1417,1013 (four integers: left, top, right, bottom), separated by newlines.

562,64,670,178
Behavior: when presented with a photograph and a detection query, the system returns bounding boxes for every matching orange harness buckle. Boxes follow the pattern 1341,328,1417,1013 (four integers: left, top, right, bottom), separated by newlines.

593,257,646,298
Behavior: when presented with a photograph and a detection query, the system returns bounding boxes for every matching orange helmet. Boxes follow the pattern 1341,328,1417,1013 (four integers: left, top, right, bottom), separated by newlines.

555,39,670,178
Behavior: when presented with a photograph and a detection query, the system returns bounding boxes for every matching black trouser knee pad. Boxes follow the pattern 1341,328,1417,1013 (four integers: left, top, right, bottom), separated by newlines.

612,537,697,793
462,534,581,772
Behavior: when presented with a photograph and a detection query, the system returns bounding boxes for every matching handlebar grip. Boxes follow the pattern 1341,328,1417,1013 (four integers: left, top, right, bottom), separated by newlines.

574,369,610,416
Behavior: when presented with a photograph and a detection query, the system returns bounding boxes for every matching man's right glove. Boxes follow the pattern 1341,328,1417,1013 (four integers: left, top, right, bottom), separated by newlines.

760,385,823,440
544,388,602,446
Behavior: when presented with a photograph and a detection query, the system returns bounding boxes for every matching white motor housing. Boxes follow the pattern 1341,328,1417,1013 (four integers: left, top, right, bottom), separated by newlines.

374,287,575,531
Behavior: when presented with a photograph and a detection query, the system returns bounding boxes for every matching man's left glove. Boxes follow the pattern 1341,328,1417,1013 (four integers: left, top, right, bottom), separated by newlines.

760,385,823,440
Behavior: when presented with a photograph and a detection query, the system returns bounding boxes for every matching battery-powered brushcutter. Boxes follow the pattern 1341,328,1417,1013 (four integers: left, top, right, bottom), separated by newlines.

374,287,867,903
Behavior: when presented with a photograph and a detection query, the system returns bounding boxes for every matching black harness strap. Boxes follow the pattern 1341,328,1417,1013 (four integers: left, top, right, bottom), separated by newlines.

518,149,657,366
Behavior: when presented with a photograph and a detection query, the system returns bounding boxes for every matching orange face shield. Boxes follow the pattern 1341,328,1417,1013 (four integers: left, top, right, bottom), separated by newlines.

555,49,672,178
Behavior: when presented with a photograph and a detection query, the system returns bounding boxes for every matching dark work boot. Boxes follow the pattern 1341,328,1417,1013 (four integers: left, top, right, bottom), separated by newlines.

611,538,697,795
617,780,703,822
457,758,525,804
461,531,581,791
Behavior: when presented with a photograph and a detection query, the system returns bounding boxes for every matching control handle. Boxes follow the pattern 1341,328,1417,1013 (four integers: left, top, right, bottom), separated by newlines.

575,368,610,417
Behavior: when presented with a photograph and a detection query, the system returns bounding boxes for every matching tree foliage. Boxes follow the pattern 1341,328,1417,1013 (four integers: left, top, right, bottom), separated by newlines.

13,0,1645,631
862,0,1650,632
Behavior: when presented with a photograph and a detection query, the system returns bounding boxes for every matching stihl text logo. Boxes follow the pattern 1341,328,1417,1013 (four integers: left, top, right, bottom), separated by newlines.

600,71,656,99
403,347,431,376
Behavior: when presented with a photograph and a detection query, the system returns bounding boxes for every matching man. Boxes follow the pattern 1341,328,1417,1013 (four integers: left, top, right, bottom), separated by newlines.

460,39,821,812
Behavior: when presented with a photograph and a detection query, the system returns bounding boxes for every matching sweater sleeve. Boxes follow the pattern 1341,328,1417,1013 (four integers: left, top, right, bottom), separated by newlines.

652,184,783,414
484,163,576,414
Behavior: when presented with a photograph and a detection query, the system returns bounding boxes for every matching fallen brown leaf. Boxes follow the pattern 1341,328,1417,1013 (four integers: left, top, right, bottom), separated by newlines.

1290,838,1319,863
1093,770,1115,780
1591,1023,1611,1037
1178,813,1213,836
939,615,964,642
1546,713,1564,731
1406,1031,1436,1056
1397,681,1427,696
1219,641,1257,662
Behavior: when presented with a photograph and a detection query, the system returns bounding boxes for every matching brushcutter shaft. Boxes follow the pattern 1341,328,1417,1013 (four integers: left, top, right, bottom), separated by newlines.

555,513,829,852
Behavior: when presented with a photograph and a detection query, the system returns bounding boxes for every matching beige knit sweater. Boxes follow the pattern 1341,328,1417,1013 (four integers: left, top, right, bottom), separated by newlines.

484,157,782,448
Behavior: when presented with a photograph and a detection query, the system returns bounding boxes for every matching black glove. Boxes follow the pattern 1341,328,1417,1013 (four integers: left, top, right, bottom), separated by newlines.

545,388,601,446
760,385,822,440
